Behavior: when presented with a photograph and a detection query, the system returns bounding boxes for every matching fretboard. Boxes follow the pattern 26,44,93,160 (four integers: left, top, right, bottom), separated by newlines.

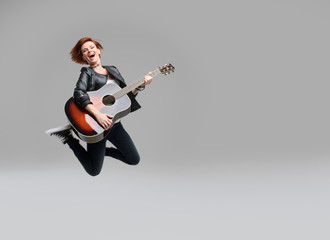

112,68,161,99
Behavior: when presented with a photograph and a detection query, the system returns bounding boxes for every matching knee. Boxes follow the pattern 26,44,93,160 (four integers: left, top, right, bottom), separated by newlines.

88,172,100,177
87,168,102,177
127,155,140,165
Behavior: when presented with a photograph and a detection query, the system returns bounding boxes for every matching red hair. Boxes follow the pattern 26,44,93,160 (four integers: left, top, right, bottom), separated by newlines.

70,37,104,64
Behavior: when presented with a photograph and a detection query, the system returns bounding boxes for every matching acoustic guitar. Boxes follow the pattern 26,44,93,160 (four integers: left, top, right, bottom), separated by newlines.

64,63,175,143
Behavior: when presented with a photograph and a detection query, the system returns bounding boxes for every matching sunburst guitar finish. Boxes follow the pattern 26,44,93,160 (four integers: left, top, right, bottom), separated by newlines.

65,83,131,143
64,63,175,143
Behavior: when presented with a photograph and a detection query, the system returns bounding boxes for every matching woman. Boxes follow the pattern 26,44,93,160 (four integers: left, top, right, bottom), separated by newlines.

51,37,152,176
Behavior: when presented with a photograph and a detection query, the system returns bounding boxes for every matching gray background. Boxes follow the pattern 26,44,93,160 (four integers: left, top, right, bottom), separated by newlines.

1,0,330,239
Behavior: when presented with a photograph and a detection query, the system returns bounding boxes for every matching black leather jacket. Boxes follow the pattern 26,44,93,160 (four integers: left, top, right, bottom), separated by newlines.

73,65,141,112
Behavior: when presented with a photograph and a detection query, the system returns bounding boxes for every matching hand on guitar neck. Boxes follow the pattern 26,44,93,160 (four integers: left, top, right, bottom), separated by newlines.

132,72,153,95
64,64,175,143
85,104,113,130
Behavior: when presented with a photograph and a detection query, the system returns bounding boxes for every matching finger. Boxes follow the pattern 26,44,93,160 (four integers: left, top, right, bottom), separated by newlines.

103,122,110,130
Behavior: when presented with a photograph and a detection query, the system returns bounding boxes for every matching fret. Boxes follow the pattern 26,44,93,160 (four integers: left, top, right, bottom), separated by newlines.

64,64,175,143
112,64,174,100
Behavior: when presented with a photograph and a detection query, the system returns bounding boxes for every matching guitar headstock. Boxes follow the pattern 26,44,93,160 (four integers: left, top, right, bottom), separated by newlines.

159,63,175,75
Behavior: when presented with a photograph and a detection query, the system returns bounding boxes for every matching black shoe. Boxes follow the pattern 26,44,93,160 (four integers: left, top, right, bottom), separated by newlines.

46,125,73,144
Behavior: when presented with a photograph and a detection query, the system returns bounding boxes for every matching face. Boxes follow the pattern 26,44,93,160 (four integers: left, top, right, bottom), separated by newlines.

81,41,101,65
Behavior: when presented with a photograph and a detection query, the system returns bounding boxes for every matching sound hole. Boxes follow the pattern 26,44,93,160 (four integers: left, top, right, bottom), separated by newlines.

102,95,116,106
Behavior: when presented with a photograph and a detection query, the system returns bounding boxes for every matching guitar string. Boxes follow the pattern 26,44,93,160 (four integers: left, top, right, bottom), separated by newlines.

88,66,173,108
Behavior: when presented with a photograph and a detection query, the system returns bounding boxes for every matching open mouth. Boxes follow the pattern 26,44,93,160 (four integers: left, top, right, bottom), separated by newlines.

89,53,95,58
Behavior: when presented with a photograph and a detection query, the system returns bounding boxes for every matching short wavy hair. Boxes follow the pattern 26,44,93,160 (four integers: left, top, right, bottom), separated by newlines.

70,37,104,64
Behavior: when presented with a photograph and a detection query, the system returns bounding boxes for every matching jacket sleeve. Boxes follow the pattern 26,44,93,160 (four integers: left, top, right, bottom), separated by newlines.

73,67,93,109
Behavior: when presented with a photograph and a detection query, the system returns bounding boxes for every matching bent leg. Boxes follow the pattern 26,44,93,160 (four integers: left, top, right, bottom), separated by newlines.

105,122,140,165
67,138,106,176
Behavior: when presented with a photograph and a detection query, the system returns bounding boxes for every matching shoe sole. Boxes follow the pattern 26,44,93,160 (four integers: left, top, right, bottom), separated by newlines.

45,125,71,135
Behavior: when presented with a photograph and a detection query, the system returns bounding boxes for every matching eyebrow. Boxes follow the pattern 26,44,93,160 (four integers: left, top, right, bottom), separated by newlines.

82,44,94,51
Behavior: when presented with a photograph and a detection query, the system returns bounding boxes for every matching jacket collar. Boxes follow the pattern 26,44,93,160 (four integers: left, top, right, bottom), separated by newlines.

104,66,125,84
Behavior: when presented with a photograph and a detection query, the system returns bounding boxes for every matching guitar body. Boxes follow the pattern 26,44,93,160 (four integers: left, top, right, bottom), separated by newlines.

64,63,174,143
65,83,131,143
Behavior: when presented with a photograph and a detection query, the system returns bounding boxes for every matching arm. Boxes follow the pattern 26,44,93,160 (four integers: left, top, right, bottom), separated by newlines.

131,72,153,95
85,104,113,130
73,67,93,109
73,67,112,130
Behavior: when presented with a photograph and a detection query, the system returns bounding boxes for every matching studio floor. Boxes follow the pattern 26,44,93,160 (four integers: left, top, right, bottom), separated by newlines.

1,155,329,240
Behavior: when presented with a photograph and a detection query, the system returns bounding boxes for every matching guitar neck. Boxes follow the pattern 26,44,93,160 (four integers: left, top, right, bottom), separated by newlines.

113,68,161,99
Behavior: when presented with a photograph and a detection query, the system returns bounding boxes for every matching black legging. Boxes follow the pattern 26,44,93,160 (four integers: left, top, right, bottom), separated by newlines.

66,122,140,176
